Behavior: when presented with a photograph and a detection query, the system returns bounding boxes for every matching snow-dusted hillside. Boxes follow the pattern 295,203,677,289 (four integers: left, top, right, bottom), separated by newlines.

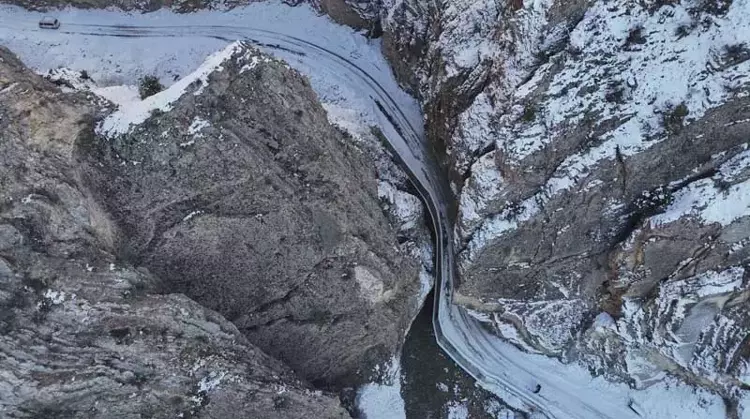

457,0,750,263
375,0,750,414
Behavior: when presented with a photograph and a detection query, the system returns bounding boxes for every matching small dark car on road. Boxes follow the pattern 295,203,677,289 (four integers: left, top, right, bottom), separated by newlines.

39,17,60,29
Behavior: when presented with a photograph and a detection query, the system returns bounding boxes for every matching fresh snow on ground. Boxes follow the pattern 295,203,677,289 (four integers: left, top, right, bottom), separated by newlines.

652,147,750,227
377,181,423,232
446,401,470,419
91,84,140,106
653,178,750,226
0,1,424,136
187,116,211,136
452,91,495,173
438,291,729,419
323,103,374,142
507,0,750,162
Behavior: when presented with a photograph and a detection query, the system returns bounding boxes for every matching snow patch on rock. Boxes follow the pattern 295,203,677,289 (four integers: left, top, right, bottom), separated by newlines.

617,266,747,386
187,116,211,137
378,181,423,233
92,85,141,107
651,143,750,227
498,298,587,354
97,42,250,136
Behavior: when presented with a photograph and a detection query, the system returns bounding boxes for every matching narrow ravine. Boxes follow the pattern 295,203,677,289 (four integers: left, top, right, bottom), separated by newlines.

1,6,721,418
0,17,562,418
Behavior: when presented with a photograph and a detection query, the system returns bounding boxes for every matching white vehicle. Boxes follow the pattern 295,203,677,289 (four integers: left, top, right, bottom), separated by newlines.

38,17,60,29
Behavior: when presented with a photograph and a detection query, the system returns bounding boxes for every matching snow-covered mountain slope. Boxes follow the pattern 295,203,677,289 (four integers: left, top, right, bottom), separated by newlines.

372,0,750,412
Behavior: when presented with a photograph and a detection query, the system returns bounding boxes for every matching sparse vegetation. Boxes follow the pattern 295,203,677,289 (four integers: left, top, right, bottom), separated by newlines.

32,296,52,323
625,26,647,47
662,102,689,134
472,22,482,35
521,103,537,122
369,125,392,150
567,45,583,57
79,70,90,80
644,0,681,13
534,49,550,64
604,82,626,104
690,0,733,16
501,201,524,220
674,22,694,39
138,75,164,99
273,394,289,409
149,108,165,118
46,75,74,90
722,43,750,67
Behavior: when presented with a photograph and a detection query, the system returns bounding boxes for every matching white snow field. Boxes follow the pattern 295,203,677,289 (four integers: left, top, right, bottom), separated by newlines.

0,2,740,418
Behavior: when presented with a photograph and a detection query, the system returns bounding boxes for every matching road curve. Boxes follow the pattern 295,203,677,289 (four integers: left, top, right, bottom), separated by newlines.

0,15,649,419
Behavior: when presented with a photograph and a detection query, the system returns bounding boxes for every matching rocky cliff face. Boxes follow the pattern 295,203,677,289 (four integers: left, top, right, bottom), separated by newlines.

80,42,423,388
367,0,750,409
0,45,349,417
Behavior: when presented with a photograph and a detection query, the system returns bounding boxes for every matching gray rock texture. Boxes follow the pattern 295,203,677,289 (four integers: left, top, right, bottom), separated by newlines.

0,45,349,417
81,43,422,388
249,0,750,408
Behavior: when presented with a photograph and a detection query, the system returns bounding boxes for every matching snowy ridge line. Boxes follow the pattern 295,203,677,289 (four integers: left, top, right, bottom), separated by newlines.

98,41,259,135
59,22,426,145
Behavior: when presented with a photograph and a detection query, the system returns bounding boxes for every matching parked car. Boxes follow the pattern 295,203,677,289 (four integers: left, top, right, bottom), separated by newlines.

39,17,60,29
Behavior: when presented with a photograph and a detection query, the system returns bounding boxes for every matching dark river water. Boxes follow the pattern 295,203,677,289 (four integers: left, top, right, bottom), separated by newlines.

399,292,525,419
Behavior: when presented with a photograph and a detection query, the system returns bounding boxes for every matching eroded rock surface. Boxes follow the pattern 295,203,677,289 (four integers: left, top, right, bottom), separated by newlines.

81,42,422,388
4,0,749,413
282,0,750,409
0,45,349,417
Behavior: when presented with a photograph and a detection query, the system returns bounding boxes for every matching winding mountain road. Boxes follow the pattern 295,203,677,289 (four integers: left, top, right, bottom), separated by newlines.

0,14,654,419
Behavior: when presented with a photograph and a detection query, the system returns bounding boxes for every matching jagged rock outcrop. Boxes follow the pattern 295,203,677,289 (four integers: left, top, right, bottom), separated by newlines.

81,42,423,388
0,45,348,417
